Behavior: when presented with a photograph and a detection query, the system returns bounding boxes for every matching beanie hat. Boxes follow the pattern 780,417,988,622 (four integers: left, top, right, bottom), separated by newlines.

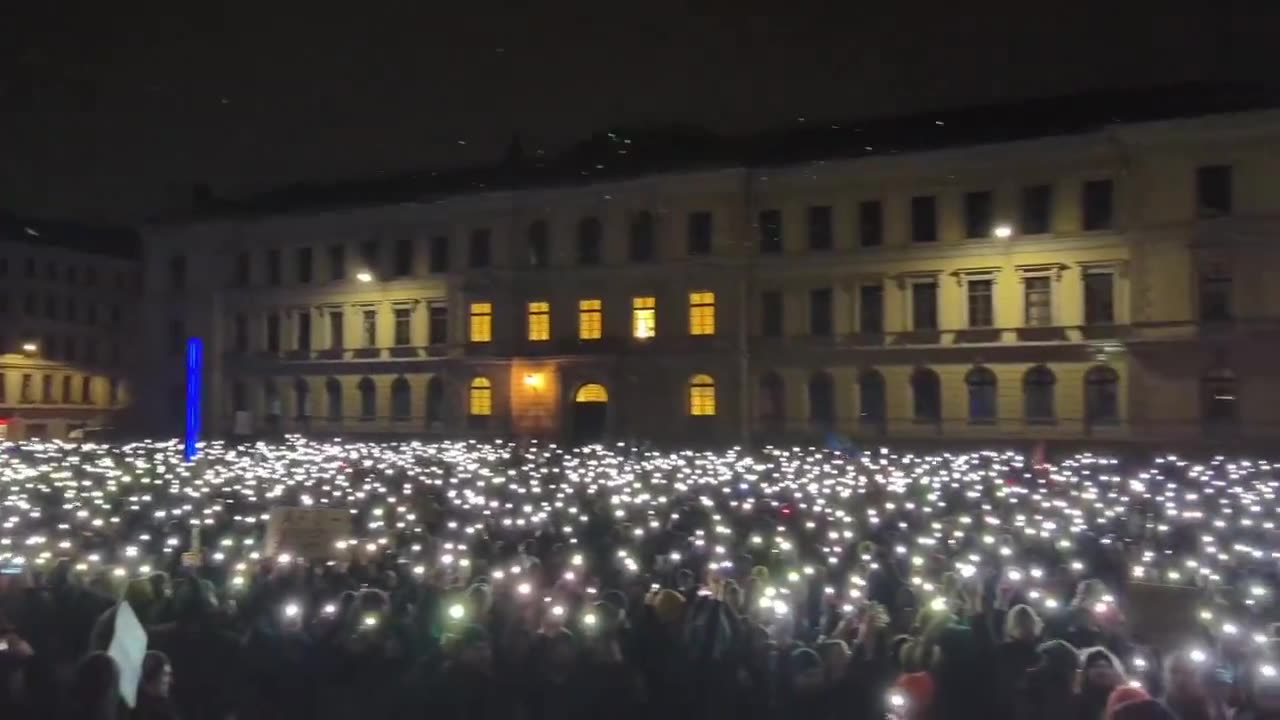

897,671,936,711
1110,698,1175,720
1105,686,1150,719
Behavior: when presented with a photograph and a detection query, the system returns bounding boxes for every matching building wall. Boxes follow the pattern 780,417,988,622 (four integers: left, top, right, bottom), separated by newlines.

0,239,139,440
138,109,1280,447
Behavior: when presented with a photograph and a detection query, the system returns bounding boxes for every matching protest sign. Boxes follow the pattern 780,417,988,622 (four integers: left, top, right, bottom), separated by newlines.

107,601,147,708
263,506,353,558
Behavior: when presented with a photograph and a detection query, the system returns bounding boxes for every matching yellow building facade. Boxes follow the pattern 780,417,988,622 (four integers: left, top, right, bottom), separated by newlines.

0,222,139,440
138,107,1280,448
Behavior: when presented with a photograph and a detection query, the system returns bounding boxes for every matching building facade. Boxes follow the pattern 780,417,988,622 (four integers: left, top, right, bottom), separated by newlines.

138,107,1280,447
0,219,140,440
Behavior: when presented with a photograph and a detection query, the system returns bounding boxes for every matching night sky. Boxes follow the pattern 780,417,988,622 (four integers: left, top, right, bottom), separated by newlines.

2,2,1276,224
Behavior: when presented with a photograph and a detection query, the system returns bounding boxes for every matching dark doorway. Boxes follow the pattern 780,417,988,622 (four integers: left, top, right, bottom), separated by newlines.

571,383,608,444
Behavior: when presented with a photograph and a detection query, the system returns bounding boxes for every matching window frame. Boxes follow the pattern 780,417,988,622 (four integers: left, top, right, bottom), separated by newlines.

469,301,493,343
688,291,716,336
688,374,716,416
527,300,551,341
631,296,656,339
578,299,603,340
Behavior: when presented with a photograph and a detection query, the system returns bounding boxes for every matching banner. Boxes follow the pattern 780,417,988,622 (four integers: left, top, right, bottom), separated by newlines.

1125,582,1201,651
263,507,353,559
108,601,147,708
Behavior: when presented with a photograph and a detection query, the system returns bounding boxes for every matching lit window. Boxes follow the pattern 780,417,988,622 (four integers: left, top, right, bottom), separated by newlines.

469,302,492,343
632,296,656,339
527,301,550,341
469,377,492,416
689,373,716,416
578,299,602,340
688,291,716,335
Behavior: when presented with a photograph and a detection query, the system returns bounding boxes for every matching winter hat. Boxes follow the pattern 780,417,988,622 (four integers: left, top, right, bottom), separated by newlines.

1081,646,1126,675
1109,698,1175,720
789,647,823,676
1105,686,1150,719
897,671,936,712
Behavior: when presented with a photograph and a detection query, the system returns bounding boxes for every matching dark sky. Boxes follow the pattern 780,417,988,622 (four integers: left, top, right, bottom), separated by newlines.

2,1,1277,224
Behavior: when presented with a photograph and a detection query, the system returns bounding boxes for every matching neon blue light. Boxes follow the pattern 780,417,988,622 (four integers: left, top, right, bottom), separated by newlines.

184,337,203,461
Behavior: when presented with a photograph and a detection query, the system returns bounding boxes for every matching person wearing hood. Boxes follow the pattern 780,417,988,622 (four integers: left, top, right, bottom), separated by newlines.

1079,646,1126,720
1021,639,1082,720
132,651,180,720
991,604,1046,720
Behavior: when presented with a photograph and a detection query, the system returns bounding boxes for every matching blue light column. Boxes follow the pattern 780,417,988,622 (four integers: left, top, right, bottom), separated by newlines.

184,337,203,461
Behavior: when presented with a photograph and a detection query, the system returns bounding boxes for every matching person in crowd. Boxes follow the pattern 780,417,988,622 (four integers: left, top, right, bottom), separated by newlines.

133,650,179,720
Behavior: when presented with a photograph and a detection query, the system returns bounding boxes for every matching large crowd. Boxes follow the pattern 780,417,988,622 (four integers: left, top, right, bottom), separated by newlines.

1,438,1279,720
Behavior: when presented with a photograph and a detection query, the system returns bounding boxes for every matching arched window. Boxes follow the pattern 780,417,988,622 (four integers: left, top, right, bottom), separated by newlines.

689,374,716,416
426,376,445,427
527,220,550,268
1084,365,1119,425
1202,368,1238,427
1023,365,1056,422
911,368,941,423
965,366,997,423
358,377,376,420
759,372,784,426
469,377,492,416
390,376,411,421
808,371,835,428
858,370,886,425
293,378,310,419
577,216,602,265
575,383,608,402
629,211,655,262
325,377,342,421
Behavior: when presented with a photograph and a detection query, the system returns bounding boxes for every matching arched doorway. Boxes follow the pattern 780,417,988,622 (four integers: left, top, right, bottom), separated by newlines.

571,383,609,444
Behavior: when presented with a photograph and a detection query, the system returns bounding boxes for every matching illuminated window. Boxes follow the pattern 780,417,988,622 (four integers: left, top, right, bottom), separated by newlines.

688,291,716,335
469,302,492,343
527,301,550,341
689,373,716,416
578,299,602,340
469,377,492,416
632,296,656,339
575,383,608,402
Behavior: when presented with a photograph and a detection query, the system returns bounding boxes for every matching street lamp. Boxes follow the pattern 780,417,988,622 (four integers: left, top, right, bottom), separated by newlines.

21,342,37,354
355,271,374,283
994,224,1013,239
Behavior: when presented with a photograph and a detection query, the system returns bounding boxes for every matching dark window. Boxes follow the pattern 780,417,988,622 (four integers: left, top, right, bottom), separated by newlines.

577,217,602,265
757,372,784,427
859,285,883,334
362,309,377,347
108,378,119,406
1083,273,1115,325
809,288,833,336
528,221,550,267
1023,365,1056,422
85,339,98,363
1024,277,1052,327
759,209,783,253
391,377,411,421
761,291,783,338
358,377,376,420
0,257,7,277
966,367,997,423
110,305,121,327
86,303,97,326
1021,185,1052,234
24,258,35,278
911,368,941,422
688,211,713,255
24,293,36,315
426,376,445,427
325,378,342,421
911,195,938,243
80,376,91,404
912,281,938,331
294,379,310,419
328,245,345,280
86,266,96,286
629,212,655,262
233,314,248,352
394,237,414,276
1196,165,1232,217
1200,274,1233,323
266,249,281,286
964,191,993,239
44,295,56,319
21,374,34,403
360,240,380,273
265,314,280,352
968,279,994,328
468,229,491,268
60,375,71,404
297,247,313,283
169,255,187,290
807,206,833,250
1082,179,1114,231
1202,369,1237,427
1085,365,1119,425
296,311,311,350
65,298,76,323
429,237,450,272
859,200,883,247
41,375,53,403
329,311,344,349
46,261,56,281
394,308,411,346
428,304,448,345
808,372,835,428
64,337,76,361
233,252,250,286
859,370,885,424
